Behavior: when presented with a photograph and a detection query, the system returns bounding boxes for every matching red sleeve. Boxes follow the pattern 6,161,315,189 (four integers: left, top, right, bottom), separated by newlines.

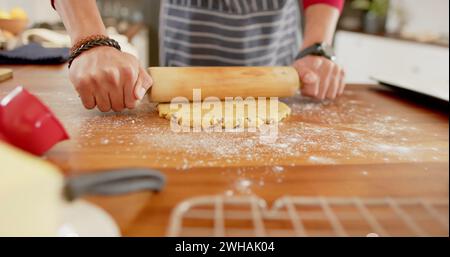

303,0,344,13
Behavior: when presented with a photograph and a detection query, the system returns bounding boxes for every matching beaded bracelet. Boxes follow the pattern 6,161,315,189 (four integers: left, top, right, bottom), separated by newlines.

68,37,121,68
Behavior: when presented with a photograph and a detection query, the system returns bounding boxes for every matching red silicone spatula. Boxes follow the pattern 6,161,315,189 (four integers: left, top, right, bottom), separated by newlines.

0,86,69,155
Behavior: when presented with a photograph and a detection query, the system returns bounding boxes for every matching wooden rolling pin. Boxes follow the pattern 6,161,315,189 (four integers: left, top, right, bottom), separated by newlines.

148,67,300,103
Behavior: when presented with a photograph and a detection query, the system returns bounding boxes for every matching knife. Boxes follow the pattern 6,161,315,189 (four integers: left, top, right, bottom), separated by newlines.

64,168,166,201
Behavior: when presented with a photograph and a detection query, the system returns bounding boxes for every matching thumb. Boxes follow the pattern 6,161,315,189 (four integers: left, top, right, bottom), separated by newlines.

293,61,319,84
296,66,318,84
293,63,319,97
134,66,153,100
303,71,318,84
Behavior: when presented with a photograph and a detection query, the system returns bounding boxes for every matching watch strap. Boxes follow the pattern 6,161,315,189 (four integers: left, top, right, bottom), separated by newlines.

295,43,322,60
295,42,335,61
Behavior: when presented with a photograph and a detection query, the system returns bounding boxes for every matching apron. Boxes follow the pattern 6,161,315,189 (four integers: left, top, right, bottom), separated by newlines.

159,0,302,66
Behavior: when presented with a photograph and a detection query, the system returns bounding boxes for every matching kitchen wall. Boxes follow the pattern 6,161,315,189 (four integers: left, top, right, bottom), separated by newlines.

0,0,60,23
386,0,449,39
335,31,449,86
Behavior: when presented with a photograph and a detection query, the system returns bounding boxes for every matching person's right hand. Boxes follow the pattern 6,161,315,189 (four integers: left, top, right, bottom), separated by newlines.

69,46,153,112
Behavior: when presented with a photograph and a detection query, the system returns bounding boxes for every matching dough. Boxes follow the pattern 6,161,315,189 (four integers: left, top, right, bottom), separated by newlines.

0,143,63,236
157,99,291,129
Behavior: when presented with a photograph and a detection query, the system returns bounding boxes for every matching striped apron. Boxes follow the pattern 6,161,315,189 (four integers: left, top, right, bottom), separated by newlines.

159,0,302,67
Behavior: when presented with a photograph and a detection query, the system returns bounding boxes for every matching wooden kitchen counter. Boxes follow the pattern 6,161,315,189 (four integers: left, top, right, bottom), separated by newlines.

0,65,448,236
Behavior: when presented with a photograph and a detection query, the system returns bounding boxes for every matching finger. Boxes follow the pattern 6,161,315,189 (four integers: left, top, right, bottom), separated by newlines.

293,61,320,84
76,80,96,109
301,71,320,97
124,70,142,109
302,78,320,97
120,65,139,100
102,68,125,112
318,63,334,100
109,87,125,112
95,91,112,112
81,93,96,110
293,62,319,97
326,65,340,99
134,66,153,100
338,70,346,96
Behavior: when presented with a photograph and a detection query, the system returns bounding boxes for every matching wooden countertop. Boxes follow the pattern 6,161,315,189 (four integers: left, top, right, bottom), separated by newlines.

0,65,448,236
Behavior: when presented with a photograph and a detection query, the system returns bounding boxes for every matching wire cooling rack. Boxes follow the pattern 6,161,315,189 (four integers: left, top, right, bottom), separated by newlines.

167,196,449,237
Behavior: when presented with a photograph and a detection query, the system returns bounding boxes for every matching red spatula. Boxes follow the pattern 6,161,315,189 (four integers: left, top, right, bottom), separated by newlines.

0,86,69,155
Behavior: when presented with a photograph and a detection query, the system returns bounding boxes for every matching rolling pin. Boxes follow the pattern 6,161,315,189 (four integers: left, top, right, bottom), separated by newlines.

148,67,301,103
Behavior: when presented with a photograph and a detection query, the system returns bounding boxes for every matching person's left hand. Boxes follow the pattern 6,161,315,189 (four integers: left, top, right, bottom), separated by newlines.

292,56,346,100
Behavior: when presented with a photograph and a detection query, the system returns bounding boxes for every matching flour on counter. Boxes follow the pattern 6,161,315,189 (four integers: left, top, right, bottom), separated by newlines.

308,156,337,164
72,92,448,170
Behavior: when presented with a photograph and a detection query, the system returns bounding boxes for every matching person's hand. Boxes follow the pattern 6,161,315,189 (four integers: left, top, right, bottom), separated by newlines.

293,56,346,100
69,46,152,112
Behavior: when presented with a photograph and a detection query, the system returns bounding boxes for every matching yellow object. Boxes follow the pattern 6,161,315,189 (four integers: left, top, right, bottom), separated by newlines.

158,100,291,128
0,10,10,19
148,67,300,103
0,143,64,236
9,7,27,20
0,68,13,82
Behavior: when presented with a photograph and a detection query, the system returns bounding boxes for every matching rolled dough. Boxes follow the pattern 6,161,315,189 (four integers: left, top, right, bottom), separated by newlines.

157,100,291,128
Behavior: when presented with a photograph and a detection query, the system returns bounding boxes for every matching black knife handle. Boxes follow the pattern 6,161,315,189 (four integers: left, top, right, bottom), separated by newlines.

64,168,166,201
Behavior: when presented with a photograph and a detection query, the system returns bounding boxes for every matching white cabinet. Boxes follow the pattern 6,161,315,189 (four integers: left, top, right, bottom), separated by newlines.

0,0,60,23
335,31,449,100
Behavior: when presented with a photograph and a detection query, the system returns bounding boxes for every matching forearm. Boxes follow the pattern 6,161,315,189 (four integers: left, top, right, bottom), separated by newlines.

301,4,340,49
54,0,106,45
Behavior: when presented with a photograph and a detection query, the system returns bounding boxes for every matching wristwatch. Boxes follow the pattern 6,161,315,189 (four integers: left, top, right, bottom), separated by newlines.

295,42,337,62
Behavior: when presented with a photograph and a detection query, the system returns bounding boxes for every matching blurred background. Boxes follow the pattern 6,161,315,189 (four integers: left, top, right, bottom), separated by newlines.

0,0,448,99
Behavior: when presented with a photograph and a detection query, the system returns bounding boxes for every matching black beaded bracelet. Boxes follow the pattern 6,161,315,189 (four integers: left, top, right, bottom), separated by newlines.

68,37,121,68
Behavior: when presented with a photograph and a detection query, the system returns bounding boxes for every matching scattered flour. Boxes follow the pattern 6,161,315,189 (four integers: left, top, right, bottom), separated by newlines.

27,89,448,196
71,92,448,174
272,166,285,173
308,156,337,164
235,179,252,194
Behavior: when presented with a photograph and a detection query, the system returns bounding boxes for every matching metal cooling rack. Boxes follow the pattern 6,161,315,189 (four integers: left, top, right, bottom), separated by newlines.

167,196,449,237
